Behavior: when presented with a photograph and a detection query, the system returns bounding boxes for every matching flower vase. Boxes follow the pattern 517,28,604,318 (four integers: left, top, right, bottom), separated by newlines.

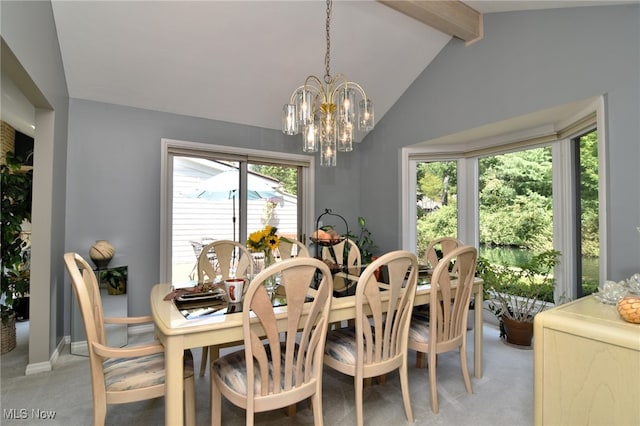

262,249,277,293
89,240,115,269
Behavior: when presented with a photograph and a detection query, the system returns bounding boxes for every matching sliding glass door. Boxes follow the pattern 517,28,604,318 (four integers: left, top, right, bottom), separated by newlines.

161,140,313,283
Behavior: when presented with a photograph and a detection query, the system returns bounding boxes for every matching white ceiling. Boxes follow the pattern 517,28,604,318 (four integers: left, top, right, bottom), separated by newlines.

2,1,635,140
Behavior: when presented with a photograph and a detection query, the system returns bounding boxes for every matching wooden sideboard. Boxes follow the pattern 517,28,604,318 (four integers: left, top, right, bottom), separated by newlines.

533,295,640,425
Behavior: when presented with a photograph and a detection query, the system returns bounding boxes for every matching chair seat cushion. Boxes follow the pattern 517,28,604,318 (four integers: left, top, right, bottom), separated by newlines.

213,343,301,395
324,327,358,365
103,350,193,392
408,317,430,344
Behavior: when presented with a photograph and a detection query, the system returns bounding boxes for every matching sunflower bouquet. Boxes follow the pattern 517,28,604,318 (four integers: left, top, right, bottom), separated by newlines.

246,225,281,253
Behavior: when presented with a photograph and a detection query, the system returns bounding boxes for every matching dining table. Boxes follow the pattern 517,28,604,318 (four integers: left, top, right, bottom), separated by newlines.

151,275,484,425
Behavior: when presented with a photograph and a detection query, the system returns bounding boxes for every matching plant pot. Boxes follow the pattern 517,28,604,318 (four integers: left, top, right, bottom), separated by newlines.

107,280,126,295
1,312,17,354
13,296,29,320
502,316,534,347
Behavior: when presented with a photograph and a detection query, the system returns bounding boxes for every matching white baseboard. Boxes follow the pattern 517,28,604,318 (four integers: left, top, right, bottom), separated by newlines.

70,340,88,355
24,336,65,375
129,323,154,335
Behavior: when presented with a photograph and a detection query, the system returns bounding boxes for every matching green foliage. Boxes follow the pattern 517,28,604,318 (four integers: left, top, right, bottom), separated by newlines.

100,267,127,294
479,148,554,250
579,131,599,258
250,164,298,196
346,216,378,264
416,203,458,258
478,250,560,324
1,152,33,319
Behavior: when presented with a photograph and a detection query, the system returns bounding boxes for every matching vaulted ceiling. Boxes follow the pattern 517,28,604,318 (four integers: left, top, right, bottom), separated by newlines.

2,1,634,139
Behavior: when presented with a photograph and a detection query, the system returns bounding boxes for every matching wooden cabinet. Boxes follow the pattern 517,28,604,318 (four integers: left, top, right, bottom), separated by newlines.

534,296,640,425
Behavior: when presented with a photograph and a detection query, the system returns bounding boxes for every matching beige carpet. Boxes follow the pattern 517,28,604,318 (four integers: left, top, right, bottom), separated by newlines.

1,319,533,425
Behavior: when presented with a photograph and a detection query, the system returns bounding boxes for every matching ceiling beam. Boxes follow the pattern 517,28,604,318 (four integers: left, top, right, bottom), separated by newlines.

378,1,483,44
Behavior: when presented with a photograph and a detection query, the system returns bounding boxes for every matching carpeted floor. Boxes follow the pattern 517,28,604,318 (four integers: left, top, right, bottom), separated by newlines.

1,319,533,425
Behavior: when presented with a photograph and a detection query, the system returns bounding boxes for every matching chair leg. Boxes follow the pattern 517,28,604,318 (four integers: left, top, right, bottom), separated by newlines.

311,382,324,426
399,357,414,423
211,376,222,426
459,343,472,393
199,345,209,377
184,376,196,426
355,376,364,426
285,403,297,417
416,351,425,368
429,351,439,414
93,403,106,426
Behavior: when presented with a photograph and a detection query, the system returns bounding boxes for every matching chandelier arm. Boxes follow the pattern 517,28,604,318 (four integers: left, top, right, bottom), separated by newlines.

343,81,369,101
281,0,373,167
330,77,368,102
288,85,306,104
304,75,324,93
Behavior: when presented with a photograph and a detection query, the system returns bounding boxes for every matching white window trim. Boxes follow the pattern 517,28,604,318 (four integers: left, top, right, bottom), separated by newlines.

160,138,315,282
401,96,607,302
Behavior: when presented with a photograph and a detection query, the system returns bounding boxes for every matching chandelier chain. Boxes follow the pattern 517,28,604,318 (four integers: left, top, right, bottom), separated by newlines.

324,0,332,85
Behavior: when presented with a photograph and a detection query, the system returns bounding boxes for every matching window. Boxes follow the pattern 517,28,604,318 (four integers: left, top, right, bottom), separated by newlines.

160,139,314,282
478,147,553,266
572,130,599,297
415,160,458,259
401,97,606,302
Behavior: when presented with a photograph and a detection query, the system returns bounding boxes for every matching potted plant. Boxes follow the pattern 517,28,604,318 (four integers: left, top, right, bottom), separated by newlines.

347,216,378,264
100,266,128,295
1,152,33,353
479,250,560,346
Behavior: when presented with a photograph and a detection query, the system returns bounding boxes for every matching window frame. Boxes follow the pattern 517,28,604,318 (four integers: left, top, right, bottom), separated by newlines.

401,97,607,302
160,138,315,282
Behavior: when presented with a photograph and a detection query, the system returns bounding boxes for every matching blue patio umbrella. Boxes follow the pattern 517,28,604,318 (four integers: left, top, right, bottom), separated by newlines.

185,169,282,241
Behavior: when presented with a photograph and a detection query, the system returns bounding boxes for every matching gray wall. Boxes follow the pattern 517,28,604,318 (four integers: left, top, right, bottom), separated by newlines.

1,0,69,365
65,99,363,317
360,4,640,280
3,2,639,363
67,100,273,316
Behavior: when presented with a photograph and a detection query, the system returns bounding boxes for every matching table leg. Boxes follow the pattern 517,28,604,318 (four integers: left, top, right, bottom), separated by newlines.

165,336,185,426
473,286,483,378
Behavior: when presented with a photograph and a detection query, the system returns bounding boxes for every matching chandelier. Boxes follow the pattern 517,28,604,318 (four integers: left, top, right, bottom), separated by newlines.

282,0,374,167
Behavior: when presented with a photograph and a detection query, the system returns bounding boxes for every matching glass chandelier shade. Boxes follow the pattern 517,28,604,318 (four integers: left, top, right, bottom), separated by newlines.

281,0,374,167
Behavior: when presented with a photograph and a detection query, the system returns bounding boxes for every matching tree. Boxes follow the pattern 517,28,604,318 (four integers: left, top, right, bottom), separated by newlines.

250,165,298,196
478,147,553,250
579,131,599,257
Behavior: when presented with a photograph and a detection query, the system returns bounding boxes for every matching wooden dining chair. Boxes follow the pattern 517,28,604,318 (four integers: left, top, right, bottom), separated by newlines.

424,236,463,272
64,253,195,426
323,250,419,426
322,238,361,293
211,257,333,426
275,238,310,260
415,236,464,367
197,239,254,284
408,245,478,413
197,240,255,376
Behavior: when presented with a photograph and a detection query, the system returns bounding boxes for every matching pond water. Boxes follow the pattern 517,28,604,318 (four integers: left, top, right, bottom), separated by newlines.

479,245,599,283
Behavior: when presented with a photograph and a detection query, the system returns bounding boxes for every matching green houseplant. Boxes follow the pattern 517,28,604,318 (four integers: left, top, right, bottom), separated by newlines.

478,250,560,346
1,152,32,353
346,216,378,264
100,266,128,295
1,152,33,322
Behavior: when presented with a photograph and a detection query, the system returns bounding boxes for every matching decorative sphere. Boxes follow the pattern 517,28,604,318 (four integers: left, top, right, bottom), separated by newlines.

617,296,640,324
89,240,115,268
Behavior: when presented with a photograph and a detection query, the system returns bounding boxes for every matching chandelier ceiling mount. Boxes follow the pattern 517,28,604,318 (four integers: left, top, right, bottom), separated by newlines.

282,0,374,167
